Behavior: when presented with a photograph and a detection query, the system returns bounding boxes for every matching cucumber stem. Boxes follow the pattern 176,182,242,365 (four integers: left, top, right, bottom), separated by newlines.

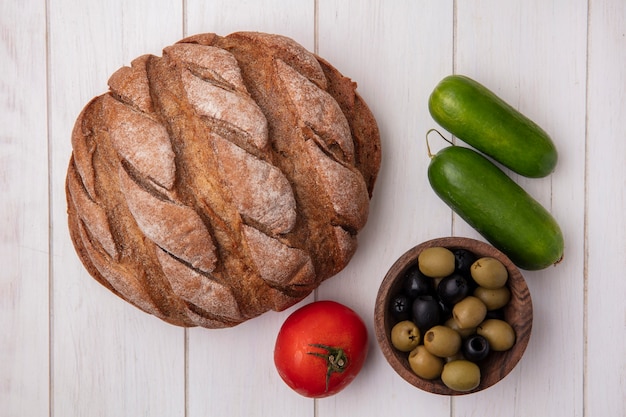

426,128,453,159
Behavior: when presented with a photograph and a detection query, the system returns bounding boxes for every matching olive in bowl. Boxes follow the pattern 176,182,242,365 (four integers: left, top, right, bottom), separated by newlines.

374,237,532,395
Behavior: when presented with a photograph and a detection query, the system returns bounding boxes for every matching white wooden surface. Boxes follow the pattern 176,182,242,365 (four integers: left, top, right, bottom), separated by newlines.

2,0,625,416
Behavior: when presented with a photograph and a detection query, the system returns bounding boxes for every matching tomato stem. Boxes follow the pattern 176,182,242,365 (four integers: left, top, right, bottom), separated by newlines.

307,343,348,392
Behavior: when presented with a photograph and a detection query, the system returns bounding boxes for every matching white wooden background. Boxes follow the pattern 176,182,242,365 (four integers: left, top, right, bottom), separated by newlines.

2,0,625,416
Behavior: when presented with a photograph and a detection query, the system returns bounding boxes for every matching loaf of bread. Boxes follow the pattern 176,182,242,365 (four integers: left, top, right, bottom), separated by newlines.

66,32,381,328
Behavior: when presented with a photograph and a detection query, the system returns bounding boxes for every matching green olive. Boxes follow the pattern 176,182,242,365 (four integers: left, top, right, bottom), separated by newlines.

474,286,511,310
390,320,421,352
418,247,455,278
452,296,487,329
441,360,481,392
432,276,444,289
423,325,462,358
445,351,466,363
444,317,475,338
408,345,444,380
477,319,516,351
471,257,508,289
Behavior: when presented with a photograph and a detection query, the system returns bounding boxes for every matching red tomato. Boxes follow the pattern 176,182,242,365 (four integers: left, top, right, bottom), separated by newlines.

273,300,368,398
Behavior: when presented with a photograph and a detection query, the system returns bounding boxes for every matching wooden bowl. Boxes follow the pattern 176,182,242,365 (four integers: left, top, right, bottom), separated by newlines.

374,237,532,395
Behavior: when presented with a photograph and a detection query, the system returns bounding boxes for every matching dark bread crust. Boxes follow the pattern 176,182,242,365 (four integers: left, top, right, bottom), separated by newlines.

66,32,381,328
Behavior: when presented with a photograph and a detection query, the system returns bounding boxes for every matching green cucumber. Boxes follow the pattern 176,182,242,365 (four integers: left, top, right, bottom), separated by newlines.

428,75,558,178
428,145,563,270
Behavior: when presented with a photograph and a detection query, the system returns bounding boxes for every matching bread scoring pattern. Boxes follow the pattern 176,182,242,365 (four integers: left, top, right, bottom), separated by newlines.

66,32,381,328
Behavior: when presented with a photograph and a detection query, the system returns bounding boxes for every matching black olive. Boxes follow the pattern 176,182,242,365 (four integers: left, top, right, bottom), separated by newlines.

403,265,432,298
437,298,452,320
463,334,490,362
389,293,411,321
484,308,506,321
412,295,441,332
437,273,470,306
453,249,477,276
